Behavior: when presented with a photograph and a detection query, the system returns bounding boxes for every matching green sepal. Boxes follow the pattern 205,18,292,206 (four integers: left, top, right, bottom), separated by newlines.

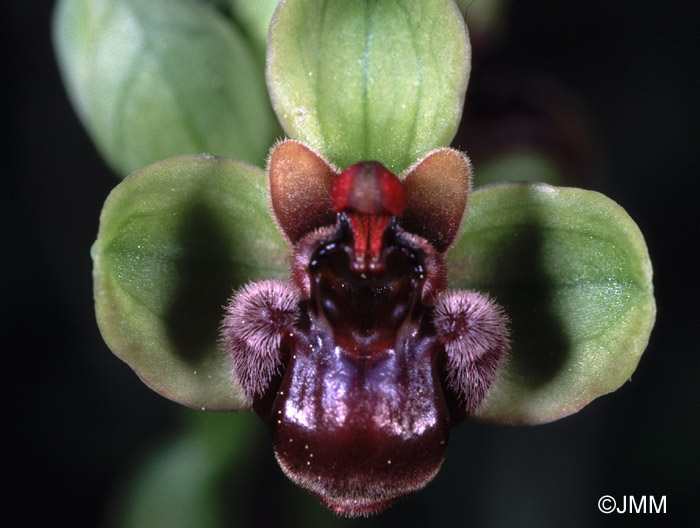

53,0,276,177
267,0,470,174
93,155,288,411
447,182,656,424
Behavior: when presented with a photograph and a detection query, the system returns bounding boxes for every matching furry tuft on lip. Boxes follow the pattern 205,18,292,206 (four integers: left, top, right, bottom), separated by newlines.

433,290,511,414
221,280,300,401
220,140,510,516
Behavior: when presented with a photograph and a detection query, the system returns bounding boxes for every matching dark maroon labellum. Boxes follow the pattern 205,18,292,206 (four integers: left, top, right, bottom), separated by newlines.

221,145,509,516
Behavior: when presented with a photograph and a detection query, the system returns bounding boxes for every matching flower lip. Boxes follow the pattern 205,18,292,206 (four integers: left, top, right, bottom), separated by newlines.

268,210,450,516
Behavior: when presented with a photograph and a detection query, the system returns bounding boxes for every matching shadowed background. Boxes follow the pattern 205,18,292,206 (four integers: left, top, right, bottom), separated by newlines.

6,1,699,526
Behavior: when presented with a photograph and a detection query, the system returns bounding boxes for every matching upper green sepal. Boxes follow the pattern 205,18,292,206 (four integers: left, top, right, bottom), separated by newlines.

447,182,656,424
267,0,470,174
93,155,289,411
53,0,277,177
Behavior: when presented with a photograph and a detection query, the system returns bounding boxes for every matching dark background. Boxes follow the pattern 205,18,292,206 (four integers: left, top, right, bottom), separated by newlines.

6,1,699,527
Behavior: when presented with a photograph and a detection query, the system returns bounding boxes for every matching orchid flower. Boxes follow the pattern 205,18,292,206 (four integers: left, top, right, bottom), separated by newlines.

55,0,655,517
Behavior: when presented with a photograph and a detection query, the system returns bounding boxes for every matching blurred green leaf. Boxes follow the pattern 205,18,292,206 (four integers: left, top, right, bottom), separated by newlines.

228,0,279,61
448,183,655,424
454,0,506,31
202,0,231,11
53,0,277,177
473,151,564,187
267,0,470,174
93,155,288,411
114,411,264,528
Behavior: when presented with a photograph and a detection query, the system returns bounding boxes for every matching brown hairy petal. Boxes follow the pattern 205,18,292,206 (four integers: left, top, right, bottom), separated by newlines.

268,140,337,244
401,148,471,253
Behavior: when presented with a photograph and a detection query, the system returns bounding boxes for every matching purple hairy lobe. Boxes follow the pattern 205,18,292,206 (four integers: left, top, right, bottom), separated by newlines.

433,290,510,415
221,281,300,402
